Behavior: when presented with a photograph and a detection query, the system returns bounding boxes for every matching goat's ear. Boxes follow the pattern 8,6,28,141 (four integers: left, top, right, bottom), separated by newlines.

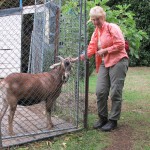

56,56,65,62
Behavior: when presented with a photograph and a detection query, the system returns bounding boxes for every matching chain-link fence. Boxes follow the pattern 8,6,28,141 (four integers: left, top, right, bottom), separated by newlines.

0,0,88,148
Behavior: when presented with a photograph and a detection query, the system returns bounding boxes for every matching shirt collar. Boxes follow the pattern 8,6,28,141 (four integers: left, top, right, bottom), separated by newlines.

99,21,107,30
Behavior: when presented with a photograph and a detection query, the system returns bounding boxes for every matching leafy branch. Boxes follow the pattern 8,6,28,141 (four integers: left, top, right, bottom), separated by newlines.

61,0,148,58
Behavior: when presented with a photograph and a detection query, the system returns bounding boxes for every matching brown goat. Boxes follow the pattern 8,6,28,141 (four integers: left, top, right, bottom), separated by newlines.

0,56,73,135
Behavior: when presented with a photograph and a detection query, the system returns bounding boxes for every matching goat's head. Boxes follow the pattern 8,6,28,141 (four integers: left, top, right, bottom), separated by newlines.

50,56,73,83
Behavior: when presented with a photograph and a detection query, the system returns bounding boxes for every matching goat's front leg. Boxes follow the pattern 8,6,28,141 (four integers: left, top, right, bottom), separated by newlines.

46,109,53,130
8,104,17,135
45,99,54,130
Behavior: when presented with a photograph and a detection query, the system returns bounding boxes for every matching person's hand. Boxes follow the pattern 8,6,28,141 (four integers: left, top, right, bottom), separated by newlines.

97,49,108,57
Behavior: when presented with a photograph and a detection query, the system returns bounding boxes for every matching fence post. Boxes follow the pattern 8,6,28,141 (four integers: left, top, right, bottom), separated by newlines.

84,0,89,129
54,7,60,62
19,0,22,9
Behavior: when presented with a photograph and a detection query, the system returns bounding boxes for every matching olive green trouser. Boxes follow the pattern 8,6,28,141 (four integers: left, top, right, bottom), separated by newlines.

96,58,129,120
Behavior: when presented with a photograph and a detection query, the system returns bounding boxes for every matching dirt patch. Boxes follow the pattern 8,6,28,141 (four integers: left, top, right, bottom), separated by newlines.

88,94,133,150
88,94,113,114
104,124,133,150
88,94,97,114
88,94,129,114
128,67,150,72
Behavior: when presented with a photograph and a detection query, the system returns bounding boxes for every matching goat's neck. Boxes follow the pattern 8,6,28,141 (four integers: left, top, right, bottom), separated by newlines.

51,66,65,83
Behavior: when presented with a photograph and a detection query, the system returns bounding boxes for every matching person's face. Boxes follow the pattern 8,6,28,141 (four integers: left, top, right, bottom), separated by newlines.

91,16,104,27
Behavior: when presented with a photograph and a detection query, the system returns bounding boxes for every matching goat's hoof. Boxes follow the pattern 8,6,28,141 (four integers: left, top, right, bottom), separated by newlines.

9,131,15,136
46,123,54,130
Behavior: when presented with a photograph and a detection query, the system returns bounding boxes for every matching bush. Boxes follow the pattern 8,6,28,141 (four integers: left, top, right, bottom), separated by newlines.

86,0,148,70
62,0,148,59
107,0,150,66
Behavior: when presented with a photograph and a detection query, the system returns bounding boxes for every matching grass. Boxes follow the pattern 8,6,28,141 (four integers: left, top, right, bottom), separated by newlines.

121,67,150,150
10,114,110,150
10,67,150,150
88,73,97,94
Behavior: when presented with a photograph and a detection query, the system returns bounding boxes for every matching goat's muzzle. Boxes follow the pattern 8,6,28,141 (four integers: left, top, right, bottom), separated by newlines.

62,72,70,83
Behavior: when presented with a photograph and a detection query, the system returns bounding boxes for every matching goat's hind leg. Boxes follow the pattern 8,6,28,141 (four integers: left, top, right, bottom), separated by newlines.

0,100,9,134
0,99,8,147
0,82,9,138
0,99,8,121
0,100,8,142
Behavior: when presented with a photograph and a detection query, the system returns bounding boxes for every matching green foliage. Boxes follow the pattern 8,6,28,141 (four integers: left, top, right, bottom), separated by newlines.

59,14,80,58
107,0,150,66
89,72,97,93
61,0,148,71
107,4,148,59
86,0,148,59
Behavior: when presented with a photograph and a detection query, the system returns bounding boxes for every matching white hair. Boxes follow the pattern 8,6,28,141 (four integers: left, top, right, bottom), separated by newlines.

88,6,106,22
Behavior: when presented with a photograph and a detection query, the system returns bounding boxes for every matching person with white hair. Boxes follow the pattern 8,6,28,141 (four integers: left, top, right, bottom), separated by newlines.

72,6,129,131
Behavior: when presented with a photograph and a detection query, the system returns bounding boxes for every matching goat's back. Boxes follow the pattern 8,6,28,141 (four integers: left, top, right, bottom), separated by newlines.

1,72,63,105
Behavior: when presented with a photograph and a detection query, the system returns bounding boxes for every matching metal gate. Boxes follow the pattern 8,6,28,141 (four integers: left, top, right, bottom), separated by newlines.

0,0,88,148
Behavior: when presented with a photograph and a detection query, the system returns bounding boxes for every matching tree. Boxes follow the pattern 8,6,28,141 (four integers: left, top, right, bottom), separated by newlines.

61,0,148,73
107,0,150,66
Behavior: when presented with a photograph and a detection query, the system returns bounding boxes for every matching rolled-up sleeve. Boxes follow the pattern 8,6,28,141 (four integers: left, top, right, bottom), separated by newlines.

106,24,125,54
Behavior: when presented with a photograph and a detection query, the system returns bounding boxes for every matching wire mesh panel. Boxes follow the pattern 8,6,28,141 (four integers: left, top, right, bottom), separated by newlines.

0,0,87,148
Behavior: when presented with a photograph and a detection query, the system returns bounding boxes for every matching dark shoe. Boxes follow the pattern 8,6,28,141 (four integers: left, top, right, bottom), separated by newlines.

93,117,108,129
101,120,117,132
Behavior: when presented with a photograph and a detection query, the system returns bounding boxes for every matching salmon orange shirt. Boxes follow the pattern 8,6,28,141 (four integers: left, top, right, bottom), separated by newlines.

85,21,128,72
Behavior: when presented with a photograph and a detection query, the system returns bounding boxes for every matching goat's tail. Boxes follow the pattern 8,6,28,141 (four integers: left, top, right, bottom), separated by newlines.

0,80,8,98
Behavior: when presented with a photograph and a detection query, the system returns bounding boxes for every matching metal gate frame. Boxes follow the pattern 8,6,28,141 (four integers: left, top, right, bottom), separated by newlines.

0,0,89,148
